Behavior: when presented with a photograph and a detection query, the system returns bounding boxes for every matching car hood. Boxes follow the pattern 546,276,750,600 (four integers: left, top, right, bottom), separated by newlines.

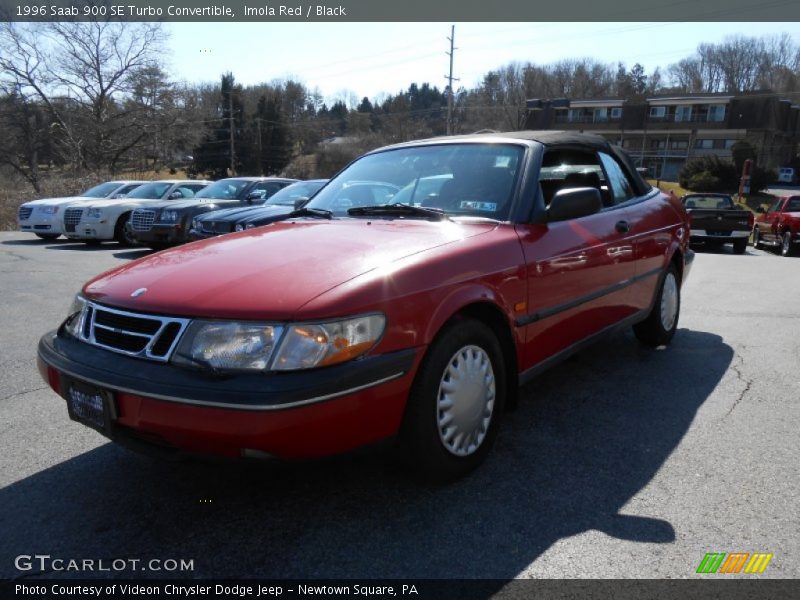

143,199,242,212
23,196,96,208
197,204,280,223
62,198,140,209
84,219,496,319
237,205,294,224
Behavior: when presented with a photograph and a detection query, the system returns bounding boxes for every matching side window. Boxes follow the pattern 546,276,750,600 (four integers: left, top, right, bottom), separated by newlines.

539,148,610,208
186,184,207,193
174,186,196,198
768,199,782,213
598,152,635,205
253,182,283,198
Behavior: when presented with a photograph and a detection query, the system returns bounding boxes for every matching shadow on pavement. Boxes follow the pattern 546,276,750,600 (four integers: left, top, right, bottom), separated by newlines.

0,328,732,581
1,238,74,246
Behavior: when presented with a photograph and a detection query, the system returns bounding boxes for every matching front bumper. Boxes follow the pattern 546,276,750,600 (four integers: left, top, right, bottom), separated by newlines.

64,220,115,241
188,227,226,241
38,331,420,459
131,223,187,245
19,217,64,235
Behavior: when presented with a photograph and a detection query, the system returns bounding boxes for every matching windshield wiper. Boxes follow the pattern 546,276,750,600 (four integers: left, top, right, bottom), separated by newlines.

288,207,333,219
347,203,450,221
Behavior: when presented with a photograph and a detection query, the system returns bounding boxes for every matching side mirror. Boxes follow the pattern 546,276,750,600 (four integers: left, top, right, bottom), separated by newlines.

246,190,265,202
756,206,765,213
168,191,182,199
547,187,603,222
293,196,310,210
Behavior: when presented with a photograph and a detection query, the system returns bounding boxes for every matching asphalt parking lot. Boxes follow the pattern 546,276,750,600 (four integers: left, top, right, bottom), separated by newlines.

0,231,798,582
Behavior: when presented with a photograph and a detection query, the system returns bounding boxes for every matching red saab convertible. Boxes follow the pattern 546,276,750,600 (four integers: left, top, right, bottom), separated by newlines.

38,132,693,480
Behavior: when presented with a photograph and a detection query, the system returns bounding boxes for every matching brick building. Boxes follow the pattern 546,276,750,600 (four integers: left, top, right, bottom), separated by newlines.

525,91,800,180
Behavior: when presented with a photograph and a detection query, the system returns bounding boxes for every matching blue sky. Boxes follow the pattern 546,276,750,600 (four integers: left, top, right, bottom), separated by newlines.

165,22,798,103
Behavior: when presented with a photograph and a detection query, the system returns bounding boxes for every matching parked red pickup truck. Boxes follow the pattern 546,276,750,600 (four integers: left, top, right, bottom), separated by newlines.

37,131,693,480
753,196,800,256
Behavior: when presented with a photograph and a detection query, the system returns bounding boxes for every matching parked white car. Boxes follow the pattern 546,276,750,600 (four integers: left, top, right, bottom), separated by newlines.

62,180,211,245
17,181,145,240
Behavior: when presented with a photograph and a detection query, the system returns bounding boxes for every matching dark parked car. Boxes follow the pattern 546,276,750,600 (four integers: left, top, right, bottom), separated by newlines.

38,132,693,480
682,193,753,254
190,179,329,239
753,195,800,256
129,177,297,248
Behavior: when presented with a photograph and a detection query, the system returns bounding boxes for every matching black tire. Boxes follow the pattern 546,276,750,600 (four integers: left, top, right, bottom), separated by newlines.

752,228,762,249
633,263,680,347
396,318,506,481
114,213,138,246
34,233,59,240
781,232,795,257
733,238,747,254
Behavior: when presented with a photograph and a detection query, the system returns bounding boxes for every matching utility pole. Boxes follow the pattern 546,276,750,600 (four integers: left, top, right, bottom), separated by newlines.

228,91,236,176
445,25,459,136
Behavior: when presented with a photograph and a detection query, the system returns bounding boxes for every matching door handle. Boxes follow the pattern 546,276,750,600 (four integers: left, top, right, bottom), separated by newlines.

615,220,630,233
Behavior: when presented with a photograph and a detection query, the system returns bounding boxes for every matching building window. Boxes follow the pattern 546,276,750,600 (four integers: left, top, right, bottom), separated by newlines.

594,108,608,122
674,106,693,122
695,139,714,149
610,107,622,119
649,106,666,118
724,139,738,149
567,109,581,123
670,140,689,149
650,139,667,149
707,104,726,122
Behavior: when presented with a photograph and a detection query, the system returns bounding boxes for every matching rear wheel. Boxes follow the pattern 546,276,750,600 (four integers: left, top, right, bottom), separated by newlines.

34,233,59,240
733,238,747,254
781,232,795,257
633,264,680,347
752,228,762,249
397,318,506,481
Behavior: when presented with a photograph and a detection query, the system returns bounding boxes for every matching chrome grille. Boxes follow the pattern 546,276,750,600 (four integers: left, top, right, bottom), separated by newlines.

63,208,83,232
18,206,33,220
131,209,156,232
74,301,190,362
213,221,232,234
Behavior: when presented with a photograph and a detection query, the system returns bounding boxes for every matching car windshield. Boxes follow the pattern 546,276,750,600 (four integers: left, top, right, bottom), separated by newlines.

195,179,252,200
682,195,733,209
305,143,524,220
81,182,123,198
265,181,328,206
126,182,173,199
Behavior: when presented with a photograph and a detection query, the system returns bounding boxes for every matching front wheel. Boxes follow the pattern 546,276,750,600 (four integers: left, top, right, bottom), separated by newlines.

114,214,139,247
633,264,680,347
781,232,795,257
396,318,506,481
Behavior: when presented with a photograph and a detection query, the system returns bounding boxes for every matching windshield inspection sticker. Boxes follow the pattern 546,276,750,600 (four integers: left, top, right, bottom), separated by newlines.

459,201,497,211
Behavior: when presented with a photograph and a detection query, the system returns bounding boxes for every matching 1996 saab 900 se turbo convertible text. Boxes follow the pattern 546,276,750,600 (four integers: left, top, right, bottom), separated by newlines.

38,132,693,480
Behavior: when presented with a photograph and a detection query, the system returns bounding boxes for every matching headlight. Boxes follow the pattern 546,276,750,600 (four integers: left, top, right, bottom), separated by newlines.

63,295,87,338
234,223,244,232
172,322,284,371
245,223,255,229
87,208,103,219
160,209,179,222
40,205,59,215
191,218,199,230
271,314,385,371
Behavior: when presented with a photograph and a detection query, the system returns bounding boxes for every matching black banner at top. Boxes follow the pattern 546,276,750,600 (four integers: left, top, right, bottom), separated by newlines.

1,0,798,22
